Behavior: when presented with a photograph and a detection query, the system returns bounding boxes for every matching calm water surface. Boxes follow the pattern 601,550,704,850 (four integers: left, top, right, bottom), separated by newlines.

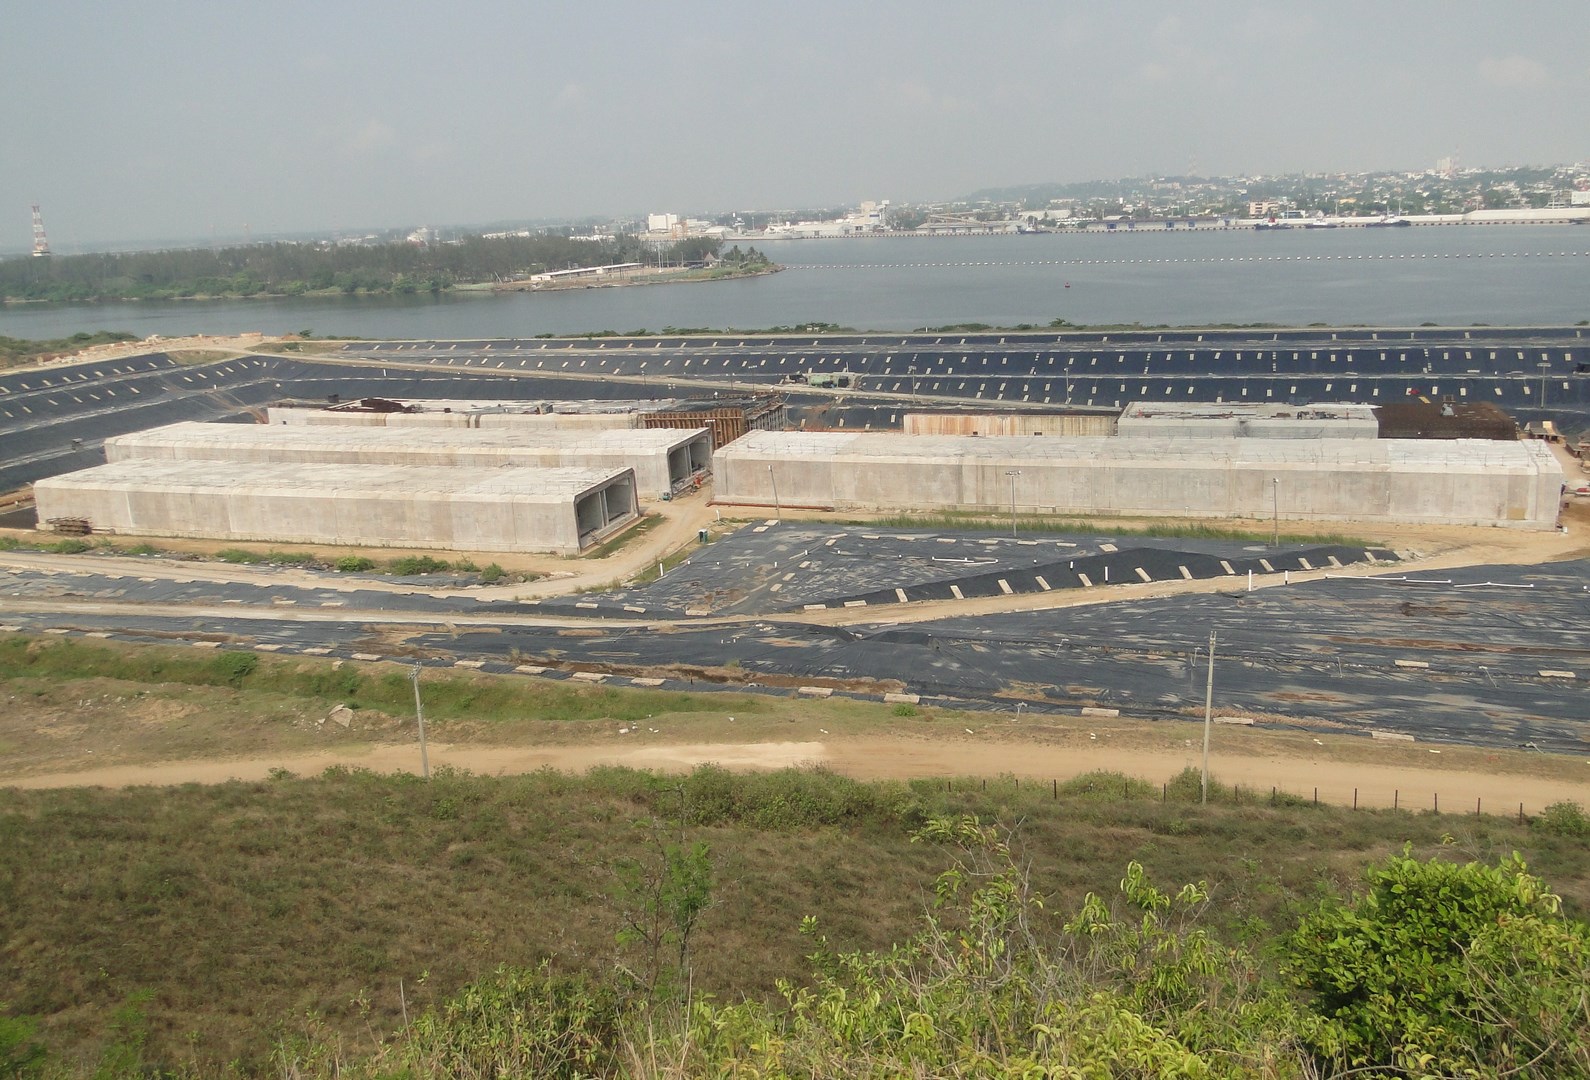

2,227,1587,340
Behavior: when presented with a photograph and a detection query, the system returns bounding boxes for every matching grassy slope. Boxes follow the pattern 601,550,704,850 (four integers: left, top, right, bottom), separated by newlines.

2,636,1589,1071
3,762,1589,1071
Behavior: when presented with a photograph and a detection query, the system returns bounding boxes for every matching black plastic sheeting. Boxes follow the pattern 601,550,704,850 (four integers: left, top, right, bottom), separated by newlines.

4,556,1585,753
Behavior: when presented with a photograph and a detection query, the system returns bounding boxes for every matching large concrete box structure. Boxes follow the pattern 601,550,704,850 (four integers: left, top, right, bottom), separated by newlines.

713,431,1563,529
35,461,638,554
107,422,712,499
1117,402,1380,439
267,406,644,431
475,412,640,431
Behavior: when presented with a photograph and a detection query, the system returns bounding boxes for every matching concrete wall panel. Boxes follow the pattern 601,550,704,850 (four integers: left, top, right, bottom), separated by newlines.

713,432,1563,529
904,413,1118,437
35,461,638,554
106,422,707,500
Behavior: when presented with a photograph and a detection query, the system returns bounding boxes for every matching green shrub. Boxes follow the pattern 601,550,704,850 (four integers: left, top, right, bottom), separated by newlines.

480,562,506,583
1534,800,1590,839
265,550,316,566
217,548,263,564
334,555,376,573
0,536,19,551
363,964,623,1078
890,702,917,717
207,650,259,688
0,1011,47,1077
46,538,92,554
1164,765,1214,802
123,543,159,556
388,555,451,575
1058,770,1157,800
1286,849,1590,1074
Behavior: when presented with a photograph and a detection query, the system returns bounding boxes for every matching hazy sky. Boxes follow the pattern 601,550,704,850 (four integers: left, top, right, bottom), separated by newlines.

4,1,1586,252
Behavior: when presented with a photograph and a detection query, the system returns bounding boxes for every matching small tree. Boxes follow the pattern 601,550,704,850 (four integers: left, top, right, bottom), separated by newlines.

612,788,713,998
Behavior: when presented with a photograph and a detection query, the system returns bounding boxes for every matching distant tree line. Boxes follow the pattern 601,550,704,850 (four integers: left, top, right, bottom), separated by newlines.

0,234,725,303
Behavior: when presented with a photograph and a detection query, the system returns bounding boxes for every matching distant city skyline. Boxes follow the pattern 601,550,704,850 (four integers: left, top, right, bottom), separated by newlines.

4,1,1587,253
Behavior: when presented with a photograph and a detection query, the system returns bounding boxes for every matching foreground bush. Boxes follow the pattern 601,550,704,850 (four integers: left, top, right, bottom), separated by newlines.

263,829,1589,1079
4,762,1588,1078
1288,847,1590,1075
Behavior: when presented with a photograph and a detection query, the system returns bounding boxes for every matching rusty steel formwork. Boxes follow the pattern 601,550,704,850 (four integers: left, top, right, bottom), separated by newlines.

641,394,786,449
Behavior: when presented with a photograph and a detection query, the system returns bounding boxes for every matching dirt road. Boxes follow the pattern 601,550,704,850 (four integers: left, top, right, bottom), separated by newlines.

9,734,1588,814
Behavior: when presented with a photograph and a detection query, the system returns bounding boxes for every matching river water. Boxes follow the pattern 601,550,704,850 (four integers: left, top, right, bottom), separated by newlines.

2,226,1587,340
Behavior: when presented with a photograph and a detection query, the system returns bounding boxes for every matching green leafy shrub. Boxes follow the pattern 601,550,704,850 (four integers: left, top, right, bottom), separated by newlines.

290,964,624,1079
1058,769,1157,800
1534,800,1590,839
480,562,506,583
667,817,1314,1076
0,1010,47,1077
333,555,376,573
46,538,92,554
388,555,451,575
890,702,917,717
216,548,263,564
1286,848,1590,1074
206,650,259,688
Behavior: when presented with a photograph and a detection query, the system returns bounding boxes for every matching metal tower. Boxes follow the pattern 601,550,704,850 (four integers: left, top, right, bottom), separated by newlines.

30,205,50,257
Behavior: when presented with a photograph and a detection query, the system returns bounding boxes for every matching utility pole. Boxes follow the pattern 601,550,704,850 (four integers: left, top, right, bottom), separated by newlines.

1537,361,1551,409
1005,469,1021,537
1271,477,1280,548
1201,631,1216,804
768,464,781,521
410,664,431,780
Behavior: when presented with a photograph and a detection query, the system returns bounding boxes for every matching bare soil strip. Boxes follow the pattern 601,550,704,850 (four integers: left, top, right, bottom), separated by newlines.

10,735,1588,814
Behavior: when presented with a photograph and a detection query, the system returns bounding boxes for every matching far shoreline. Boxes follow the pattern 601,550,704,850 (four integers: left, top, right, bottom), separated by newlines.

0,265,782,308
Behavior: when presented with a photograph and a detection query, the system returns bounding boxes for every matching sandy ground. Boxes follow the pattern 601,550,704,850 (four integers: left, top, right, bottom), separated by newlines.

8,734,1588,815
6,333,285,374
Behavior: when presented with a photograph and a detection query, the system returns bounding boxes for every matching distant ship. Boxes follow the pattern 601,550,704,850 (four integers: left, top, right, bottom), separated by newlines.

1253,216,1292,231
1304,217,1339,229
1365,215,1411,228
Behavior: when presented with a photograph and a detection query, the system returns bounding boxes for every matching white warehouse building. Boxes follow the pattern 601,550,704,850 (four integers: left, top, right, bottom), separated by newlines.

713,431,1563,530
